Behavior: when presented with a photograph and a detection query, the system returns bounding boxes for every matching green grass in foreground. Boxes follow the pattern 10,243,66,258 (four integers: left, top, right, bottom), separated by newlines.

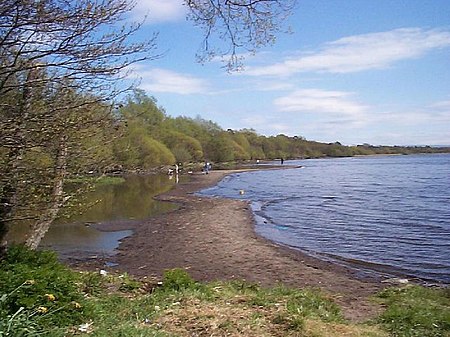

1,246,449,337
376,285,450,337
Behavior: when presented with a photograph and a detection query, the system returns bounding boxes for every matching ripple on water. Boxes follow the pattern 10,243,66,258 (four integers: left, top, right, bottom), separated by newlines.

200,155,450,283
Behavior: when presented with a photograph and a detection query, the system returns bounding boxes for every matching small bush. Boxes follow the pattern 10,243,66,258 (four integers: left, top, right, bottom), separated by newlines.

0,245,90,330
161,268,196,291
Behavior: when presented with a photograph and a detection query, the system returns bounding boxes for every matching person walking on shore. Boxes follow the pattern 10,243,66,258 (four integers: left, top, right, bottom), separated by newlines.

204,161,211,174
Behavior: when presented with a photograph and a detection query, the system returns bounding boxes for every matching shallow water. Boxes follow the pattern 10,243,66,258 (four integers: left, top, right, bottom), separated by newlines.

36,174,179,259
199,154,450,283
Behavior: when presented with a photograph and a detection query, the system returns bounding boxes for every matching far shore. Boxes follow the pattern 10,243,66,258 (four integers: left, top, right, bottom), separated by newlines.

73,166,387,322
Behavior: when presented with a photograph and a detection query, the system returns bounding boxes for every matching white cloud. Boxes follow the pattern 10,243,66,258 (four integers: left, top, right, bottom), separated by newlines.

371,98,450,126
273,89,369,119
254,81,296,92
246,28,450,76
429,99,450,113
133,67,208,95
132,0,186,24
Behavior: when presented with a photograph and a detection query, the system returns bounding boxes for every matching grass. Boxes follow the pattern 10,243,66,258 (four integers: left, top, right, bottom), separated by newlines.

376,285,450,337
1,246,448,337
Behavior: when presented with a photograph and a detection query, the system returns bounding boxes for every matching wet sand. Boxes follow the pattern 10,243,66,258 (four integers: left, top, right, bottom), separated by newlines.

87,168,385,322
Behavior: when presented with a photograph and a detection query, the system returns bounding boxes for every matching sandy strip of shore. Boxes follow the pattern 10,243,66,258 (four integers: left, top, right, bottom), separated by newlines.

102,169,384,321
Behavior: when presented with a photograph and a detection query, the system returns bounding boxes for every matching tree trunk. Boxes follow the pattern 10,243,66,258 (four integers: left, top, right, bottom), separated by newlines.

25,134,68,250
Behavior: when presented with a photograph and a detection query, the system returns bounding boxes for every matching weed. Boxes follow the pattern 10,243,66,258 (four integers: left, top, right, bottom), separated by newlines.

0,246,89,331
118,273,142,292
80,272,104,296
1,248,448,337
161,268,197,291
272,313,305,331
286,289,342,322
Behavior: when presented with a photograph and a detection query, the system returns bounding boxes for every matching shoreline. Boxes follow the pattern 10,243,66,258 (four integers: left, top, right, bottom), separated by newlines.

73,168,386,321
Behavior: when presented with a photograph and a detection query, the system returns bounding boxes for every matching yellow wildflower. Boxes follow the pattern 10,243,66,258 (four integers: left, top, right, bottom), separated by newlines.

45,293,56,301
72,301,82,309
37,306,48,313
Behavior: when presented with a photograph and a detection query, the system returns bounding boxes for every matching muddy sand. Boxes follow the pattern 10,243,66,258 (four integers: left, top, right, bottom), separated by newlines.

91,168,386,321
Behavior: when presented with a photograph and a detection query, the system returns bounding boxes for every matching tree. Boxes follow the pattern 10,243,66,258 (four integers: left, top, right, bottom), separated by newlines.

1,0,299,251
113,124,175,169
160,130,204,163
185,0,297,70
119,90,166,136
208,132,235,162
0,0,158,250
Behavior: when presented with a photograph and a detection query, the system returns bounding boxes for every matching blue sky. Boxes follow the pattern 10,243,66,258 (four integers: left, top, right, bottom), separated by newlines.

125,0,450,146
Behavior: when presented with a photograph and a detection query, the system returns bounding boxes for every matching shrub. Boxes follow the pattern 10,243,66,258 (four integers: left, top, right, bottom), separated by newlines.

161,268,197,291
0,246,90,330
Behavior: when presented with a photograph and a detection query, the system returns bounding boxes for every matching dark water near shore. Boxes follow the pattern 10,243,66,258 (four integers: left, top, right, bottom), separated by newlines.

38,174,179,259
200,154,450,283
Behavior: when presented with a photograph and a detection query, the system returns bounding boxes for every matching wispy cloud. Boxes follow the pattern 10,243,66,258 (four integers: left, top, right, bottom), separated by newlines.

131,0,186,24
273,89,369,119
371,98,450,125
253,80,296,92
246,28,450,76
429,99,450,114
132,67,209,95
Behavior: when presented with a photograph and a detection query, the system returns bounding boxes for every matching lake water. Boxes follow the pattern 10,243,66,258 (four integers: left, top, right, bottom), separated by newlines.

199,154,450,283
38,174,179,259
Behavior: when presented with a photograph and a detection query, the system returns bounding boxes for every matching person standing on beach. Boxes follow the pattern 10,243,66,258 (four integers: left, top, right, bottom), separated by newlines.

281,157,284,165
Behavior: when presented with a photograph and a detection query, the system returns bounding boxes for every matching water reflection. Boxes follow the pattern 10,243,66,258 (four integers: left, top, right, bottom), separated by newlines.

40,226,133,260
37,174,179,258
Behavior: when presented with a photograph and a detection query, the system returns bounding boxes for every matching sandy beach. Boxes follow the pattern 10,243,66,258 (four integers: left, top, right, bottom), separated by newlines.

88,168,384,322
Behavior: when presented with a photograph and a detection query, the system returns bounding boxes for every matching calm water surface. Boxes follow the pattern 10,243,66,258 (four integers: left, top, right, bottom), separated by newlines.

38,174,179,259
200,154,450,283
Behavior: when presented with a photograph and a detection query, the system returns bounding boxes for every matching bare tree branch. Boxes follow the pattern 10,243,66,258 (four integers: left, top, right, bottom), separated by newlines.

185,0,297,71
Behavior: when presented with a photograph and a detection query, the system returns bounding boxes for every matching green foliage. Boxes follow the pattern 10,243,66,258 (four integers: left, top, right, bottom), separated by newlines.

171,146,193,163
225,282,343,322
108,90,450,173
160,130,204,163
118,273,142,292
285,289,342,322
208,133,236,162
161,268,197,291
0,246,89,330
121,90,166,135
377,285,450,337
114,126,175,169
0,306,44,337
271,313,305,331
2,257,447,337
79,272,105,296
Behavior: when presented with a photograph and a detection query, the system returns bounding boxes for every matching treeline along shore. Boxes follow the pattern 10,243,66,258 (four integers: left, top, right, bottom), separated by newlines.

3,87,450,249
73,90,450,175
